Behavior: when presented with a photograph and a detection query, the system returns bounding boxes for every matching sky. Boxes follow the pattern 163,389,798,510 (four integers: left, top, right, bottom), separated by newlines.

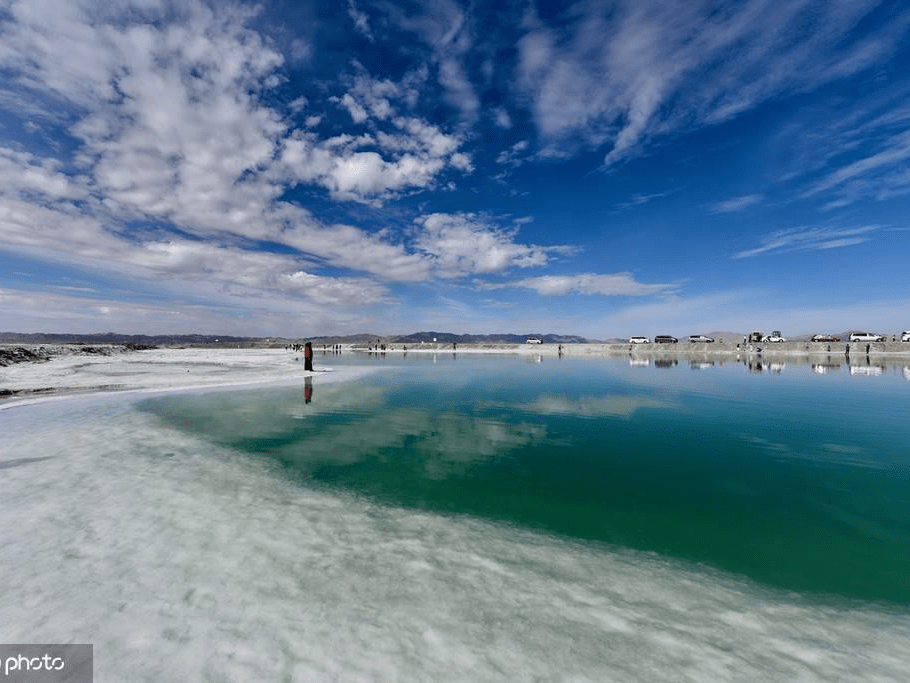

1,0,910,340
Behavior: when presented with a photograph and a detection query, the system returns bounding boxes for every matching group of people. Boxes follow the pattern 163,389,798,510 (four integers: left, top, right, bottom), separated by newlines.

289,341,314,371
288,341,350,372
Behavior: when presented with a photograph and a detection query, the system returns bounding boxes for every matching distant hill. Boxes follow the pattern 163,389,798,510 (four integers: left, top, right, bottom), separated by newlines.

308,333,383,344
1,330,594,345
390,331,592,344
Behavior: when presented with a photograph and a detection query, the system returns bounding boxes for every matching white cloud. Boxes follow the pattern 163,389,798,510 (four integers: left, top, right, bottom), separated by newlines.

709,194,763,213
612,190,675,211
279,103,470,204
488,272,679,297
412,213,561,278
0,284,383,337
340,94,369,124
347,0,374,42
733,225,879,259
279,215,431,283
495,140,530,167
494,108,512,129
289,38,312,64
0,148,90,201
803,128,910,204
0,183,391,309
0,0,289,239
377,0,480,123
437,56,480,122
0,0,482,302
279,132,450,205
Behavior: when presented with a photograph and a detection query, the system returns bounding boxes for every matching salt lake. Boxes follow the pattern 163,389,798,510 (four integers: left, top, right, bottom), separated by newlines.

2,351,908,681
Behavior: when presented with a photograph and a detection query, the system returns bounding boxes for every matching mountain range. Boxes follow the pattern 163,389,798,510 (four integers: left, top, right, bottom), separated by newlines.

0,331,594,345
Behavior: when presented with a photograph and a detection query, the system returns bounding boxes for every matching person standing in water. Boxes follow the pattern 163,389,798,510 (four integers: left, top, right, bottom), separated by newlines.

304,341,313,371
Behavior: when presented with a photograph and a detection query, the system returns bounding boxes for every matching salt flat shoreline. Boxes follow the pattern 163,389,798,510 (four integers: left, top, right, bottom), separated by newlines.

3,340,909,407
0,345,374,409
351,340,910,357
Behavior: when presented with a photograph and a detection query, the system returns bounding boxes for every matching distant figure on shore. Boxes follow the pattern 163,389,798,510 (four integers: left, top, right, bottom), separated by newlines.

304,341,313,371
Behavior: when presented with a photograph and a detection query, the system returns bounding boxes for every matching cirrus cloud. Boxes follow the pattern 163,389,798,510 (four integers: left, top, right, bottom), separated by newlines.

733,225,879,259
516,0,910,165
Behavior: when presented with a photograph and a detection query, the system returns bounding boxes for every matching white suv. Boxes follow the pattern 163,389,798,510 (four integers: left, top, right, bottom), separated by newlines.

901,331,910,342
629,336,650,344
849,332,885,342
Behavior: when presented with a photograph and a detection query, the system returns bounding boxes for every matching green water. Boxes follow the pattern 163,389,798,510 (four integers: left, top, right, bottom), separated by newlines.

140,354,910,605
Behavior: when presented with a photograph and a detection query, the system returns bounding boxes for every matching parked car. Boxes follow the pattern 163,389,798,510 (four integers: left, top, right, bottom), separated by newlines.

629,336,650,344
526,338,542,344
763,331,786,343
654,335,678,343
811,334,840,342
849,332,885,342
901,331,910,342
688,334,715,343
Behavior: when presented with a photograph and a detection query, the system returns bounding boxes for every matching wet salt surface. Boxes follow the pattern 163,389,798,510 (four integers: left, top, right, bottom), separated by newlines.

2,367,910,681
0,347,333,402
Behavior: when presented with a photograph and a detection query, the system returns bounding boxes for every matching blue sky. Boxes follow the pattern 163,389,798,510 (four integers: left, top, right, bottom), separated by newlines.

1,0,909,339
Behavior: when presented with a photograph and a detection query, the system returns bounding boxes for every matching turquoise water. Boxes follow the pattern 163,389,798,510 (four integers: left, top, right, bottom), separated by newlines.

140,353,910,606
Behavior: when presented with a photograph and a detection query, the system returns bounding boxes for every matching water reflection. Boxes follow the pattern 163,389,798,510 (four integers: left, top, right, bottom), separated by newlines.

509,394,674,418
620,351,910,378
138,357,910,603
850,364,885,376
304,376,313,404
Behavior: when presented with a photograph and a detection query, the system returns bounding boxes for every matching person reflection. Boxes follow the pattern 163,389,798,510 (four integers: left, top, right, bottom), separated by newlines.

304,375,313,404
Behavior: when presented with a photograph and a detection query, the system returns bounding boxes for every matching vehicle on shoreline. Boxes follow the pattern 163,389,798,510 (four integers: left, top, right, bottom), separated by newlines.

654,335,678,343
811,334,840,342
525,338,542,344
902,331,910,342
763,331,786,343
688,335,714,343
849,332,886,342
629,336,650,344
